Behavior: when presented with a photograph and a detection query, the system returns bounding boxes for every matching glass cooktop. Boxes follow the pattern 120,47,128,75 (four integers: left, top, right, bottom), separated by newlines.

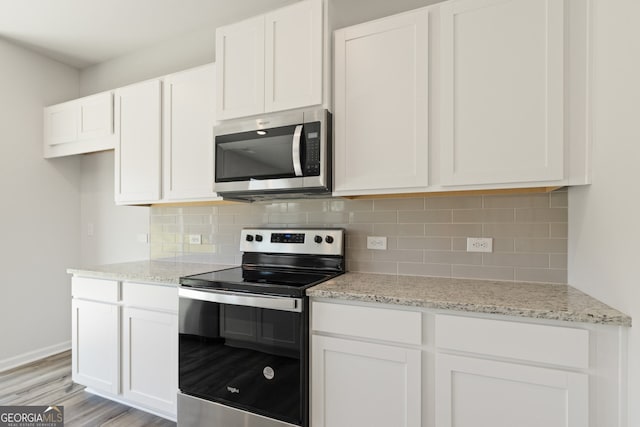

180,267,339,298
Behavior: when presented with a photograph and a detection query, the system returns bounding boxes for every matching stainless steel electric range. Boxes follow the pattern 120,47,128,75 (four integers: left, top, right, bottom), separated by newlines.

177,227,345,427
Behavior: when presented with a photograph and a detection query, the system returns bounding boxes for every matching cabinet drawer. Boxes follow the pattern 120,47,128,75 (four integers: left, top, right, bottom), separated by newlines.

123,282,178,312
435,314,589,369
312,301,421,345
72,277,119,303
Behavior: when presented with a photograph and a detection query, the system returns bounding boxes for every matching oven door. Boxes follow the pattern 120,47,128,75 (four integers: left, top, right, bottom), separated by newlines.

178,288,307,426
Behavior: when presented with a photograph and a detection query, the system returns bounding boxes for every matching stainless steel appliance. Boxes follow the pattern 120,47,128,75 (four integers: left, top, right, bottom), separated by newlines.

214,108,332,202
177,228,345,427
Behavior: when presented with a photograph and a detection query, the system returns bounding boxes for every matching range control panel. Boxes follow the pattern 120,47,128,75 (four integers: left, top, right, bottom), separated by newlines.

240,228,344,256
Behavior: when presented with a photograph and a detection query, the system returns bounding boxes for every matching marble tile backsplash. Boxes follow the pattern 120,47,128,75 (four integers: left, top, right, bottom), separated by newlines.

149,190,568,283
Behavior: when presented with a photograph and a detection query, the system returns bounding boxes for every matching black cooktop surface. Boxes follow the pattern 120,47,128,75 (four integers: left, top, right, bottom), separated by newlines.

180,267,339,298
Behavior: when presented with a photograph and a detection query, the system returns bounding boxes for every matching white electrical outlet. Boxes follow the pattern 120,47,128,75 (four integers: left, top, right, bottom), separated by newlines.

367,236,387,250
467,237,493,253
188,234,202,245
136,233,149,243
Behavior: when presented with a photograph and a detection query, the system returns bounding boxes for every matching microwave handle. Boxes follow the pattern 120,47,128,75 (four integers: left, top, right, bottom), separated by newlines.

292,125,303,176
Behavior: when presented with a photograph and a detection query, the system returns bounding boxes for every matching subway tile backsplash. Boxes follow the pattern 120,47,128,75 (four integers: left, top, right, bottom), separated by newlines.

149,190,568,283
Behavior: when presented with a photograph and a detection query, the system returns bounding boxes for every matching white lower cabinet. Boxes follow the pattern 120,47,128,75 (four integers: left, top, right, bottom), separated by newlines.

71,276,178,420
312,336,421,427
122,307,178,414
311,299,625,427
71,299,120,395
311,301,422,427
435,354,588,427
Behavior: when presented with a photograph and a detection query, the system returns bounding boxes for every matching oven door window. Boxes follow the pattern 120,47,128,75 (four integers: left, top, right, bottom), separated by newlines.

216,124,302,182
179,298,303,425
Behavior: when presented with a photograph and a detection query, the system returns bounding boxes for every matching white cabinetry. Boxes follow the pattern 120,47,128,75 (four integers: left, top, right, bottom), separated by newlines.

310,299,625,427
71,276,178,420
216,0,323,120
216,16,265,119
114,79,162,205
122,282,178,416
436,355,588,427
71,277,120,395
434,314,589,427
439,0,565,186
44,91,114,158
311,302,422,427
163,64,218,201
333,9,429,196
333,0,590,197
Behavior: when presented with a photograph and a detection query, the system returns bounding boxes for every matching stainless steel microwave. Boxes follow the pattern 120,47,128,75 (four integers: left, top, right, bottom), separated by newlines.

214,108,332,202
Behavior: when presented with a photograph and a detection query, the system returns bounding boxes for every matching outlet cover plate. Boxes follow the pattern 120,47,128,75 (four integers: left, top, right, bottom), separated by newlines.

188,234,202,245
467,237,493,253
367,236,387,250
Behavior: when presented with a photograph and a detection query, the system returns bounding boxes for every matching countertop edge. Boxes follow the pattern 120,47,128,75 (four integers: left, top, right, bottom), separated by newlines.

306,274,632,327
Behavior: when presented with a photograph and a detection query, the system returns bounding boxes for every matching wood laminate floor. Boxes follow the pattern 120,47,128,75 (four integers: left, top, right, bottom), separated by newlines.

0,351,175,427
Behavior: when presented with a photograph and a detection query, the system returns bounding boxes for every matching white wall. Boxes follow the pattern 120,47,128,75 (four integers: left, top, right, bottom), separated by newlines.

568,0,640,425
0,38,81,369
80,151,149,265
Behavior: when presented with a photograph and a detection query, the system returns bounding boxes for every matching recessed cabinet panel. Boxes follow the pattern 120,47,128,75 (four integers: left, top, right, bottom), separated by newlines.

312,335,421,427
440,0,564,186
334,9,429,195
265,0,322,112
123,307,178,415
46,106,77,146
216,16,265,120
114,79,162,204
78,92,113,140
436,354,588,427
163,64,217,201
71,299,120,395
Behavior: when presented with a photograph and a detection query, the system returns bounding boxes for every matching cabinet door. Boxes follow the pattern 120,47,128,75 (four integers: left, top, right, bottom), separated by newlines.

44,102,78,147
333,9,429,195
78,92,113,141
216,16,265,120
435,354,588,427
122,307,178,416
264,0,322,113
440,0,564,186
114,80,162,204
71,299,119,395
312,335,421,427
163,64,218,201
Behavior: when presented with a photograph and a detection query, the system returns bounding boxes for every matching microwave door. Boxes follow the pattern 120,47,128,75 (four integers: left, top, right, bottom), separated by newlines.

292,125,303,177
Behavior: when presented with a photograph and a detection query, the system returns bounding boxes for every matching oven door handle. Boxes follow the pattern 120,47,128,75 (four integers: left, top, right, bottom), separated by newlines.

292,124,304,177
178,288,303,313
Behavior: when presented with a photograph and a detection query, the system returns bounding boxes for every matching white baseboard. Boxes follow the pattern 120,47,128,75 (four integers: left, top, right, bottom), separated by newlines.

0,341,71,373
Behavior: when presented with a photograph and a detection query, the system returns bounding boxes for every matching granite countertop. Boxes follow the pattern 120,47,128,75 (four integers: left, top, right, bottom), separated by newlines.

307,273,631,327
67,260,236,285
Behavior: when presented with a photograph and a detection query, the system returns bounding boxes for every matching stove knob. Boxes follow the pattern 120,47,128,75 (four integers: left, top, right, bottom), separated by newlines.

325,235,334,244
255,234,263,242
314,235,323,244
246,234,254,242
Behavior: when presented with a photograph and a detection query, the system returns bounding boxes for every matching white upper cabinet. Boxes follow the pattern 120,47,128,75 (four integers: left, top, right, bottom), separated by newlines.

44,91,114,158
439,0,565,186
264,0,323,113
163,64,218,201
333,9,429,196
216,16,265,120
216,0,324,120
114,79,162,205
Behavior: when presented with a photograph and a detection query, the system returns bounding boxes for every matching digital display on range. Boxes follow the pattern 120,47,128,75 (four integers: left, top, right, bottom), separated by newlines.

271,233,305,244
